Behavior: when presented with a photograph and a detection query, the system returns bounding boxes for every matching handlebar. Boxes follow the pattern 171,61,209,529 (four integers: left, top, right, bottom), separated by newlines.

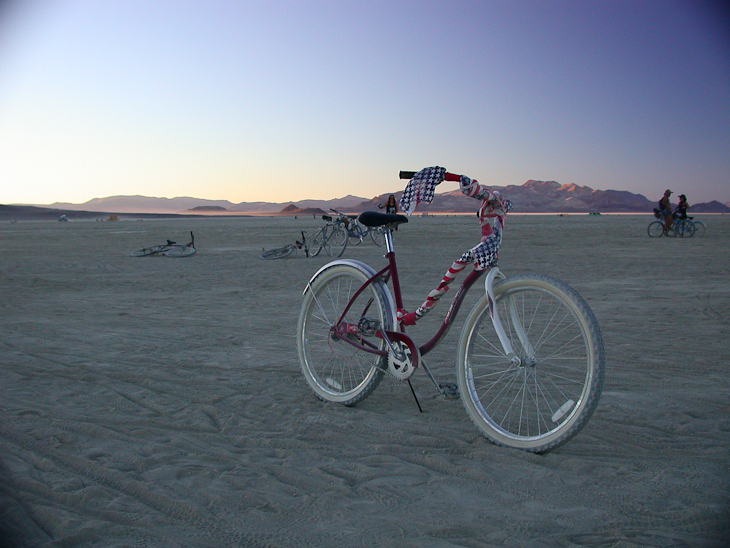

399,170,460,182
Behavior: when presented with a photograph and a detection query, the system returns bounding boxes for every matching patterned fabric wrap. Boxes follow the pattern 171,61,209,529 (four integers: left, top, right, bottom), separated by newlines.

413,260,469,320
458,224,502,270
399,166,446,215
398,172,509,325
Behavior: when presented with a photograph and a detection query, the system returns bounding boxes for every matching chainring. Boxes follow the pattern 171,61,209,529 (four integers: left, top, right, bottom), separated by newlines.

387,341,416,380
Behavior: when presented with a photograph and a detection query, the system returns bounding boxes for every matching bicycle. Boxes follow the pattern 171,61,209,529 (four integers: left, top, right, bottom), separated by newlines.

309,213,349,257
259,231,310,260
297,169,606,454
690,217,706,236
130,232,196,257
648,210,695,237
329,209,383,247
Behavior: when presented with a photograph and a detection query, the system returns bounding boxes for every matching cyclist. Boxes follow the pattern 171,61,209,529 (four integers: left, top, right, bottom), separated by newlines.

379,194,398,214
674,194,689,220
398,166,511,325
658,189,673,232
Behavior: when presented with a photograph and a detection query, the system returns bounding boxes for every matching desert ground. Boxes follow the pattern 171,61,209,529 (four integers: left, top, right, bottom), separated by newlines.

0,213,728,548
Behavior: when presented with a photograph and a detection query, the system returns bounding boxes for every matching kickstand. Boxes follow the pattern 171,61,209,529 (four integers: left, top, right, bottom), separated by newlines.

407,379,423,413
420,359,461,400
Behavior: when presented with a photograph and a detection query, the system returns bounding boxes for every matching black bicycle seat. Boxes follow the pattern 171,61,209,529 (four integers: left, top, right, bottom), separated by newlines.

321,215,332,222
358,211,409,228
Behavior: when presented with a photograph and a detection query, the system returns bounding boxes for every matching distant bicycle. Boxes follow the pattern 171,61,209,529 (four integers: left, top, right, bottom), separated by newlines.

260,231,310,260
331,209,385,247
130,232,196,257
310,213,348,257
648,211,695,238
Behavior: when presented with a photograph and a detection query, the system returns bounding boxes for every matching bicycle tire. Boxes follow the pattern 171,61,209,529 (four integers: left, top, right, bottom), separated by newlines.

348,231,363,246
326,226,348,257
647,221,665,238
297,263,392,406
692,220,706,236
259,245,294,260
311,227,328,257
130,245,164,257
676,219,695,238
456,273,605,453
370,228,385,246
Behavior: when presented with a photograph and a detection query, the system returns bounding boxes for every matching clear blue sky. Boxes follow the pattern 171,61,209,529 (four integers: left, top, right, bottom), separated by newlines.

1,0,728,205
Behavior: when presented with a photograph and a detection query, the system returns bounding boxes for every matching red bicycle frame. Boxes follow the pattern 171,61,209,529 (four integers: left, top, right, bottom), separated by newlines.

333,247,486,363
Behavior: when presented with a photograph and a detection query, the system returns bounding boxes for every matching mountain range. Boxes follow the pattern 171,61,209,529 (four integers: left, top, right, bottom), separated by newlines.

8,181,730,218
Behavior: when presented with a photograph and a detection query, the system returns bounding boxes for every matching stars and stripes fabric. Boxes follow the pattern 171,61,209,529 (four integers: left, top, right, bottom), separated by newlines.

397,169,511,326
398,166,446,216
399,260,470,325
458,225,502,270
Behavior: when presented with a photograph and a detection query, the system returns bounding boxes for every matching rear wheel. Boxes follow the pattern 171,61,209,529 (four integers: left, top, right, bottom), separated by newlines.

130,245,163,257
370,228,385,246
165,245,196,258
298,264,392,405
647,221,665,238
457,274,605,453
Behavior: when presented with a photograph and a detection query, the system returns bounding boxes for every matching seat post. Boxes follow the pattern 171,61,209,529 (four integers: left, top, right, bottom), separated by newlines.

384,229,395,253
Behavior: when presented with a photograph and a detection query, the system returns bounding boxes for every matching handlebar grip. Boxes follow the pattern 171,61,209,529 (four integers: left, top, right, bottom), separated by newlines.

400,170,461,182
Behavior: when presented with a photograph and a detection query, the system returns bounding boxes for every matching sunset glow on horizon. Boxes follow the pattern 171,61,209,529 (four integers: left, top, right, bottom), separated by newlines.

1,0,728,205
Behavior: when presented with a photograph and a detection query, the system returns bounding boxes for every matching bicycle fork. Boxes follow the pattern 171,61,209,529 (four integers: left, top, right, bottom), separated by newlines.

484,268,533,367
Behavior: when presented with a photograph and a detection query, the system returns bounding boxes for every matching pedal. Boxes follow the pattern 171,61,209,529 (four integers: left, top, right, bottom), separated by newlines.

438,383,460,400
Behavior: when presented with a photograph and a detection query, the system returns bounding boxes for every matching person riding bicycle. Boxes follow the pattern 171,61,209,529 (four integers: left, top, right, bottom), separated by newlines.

398,166,512,325
378,194,398,214
658,189,673,231
674,194,689,220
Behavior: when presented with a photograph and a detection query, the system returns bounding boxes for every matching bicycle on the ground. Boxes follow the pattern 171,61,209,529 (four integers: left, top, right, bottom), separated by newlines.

297,169,606,454
309,213,349,257
259,231,310,260
130,232,196,257
330,209,385,247
648,210,695,237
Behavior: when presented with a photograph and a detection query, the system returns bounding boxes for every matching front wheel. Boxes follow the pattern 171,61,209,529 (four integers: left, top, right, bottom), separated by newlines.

326,226,348,257
457,274,605,453
311,227,327,257
692,220,706,236
676,219,695,238
259,245,293,260
647,221,665,238
297,264,392,406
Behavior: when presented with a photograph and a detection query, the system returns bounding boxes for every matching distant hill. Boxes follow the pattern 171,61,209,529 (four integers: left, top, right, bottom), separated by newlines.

43,194,368,215
276,204,327,216
0,204,205,221
9,182,730,217
350,181,730,214
691,200,730,213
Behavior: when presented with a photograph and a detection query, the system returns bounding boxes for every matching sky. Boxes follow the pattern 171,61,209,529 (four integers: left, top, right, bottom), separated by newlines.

1,0,729,205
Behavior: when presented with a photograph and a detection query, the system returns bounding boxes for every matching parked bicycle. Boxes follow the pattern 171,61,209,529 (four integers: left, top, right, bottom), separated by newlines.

260,231,310,260
330,209,384,247
309,213,349,257
648,210,695,237
297,168,605,453
130,232,196,257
